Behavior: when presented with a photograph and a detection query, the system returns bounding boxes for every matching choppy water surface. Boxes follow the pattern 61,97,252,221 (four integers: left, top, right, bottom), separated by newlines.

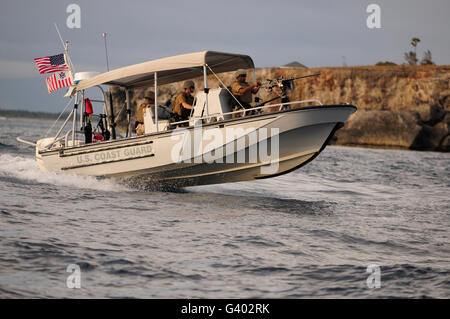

0,117,449,298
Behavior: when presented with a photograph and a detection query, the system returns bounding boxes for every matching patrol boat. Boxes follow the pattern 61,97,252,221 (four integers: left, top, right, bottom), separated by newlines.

25,51,356,188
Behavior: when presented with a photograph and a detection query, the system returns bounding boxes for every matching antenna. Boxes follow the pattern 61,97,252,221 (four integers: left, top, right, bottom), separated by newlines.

54,23,75,73
54,23,65,48
102,33,110,71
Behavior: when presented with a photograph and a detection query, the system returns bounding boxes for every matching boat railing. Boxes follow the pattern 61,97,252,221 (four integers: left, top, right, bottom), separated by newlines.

170,99,323,127
42,135,65,150
40,98,323,151
43,130,82,150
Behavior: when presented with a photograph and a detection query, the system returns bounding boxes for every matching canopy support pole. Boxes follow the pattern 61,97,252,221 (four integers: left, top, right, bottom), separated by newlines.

80,90,85,134
71,96,78,146
154,72,158,132
108,90,116,139
125,88,131,137
203,65,209,119
253,67,260,104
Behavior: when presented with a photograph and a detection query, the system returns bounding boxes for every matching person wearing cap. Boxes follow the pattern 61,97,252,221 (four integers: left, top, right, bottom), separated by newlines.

135,92,155,136
171,80,195,122
231,69,261,110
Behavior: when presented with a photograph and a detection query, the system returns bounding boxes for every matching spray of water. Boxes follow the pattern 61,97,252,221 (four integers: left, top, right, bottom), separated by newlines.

0,153,129,192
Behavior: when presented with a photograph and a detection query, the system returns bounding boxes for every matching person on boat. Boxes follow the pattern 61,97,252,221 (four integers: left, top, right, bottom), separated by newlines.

136,92,155,136
231,69,261,111
171,80,195,122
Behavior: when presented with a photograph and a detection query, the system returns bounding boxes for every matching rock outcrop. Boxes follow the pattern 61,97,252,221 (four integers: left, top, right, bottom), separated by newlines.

110,65,450,152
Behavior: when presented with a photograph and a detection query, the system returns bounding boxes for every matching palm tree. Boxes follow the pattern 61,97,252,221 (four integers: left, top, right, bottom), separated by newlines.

405,37,421,65
411,38,421,56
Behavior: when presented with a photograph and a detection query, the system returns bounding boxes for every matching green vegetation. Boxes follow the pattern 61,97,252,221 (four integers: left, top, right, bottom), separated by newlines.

411,37,421,53
376,61,397,66
374,37,436,67
404,37,435,66
420,50,435,65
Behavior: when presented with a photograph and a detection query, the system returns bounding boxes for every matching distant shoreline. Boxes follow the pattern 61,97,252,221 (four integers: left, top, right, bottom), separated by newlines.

0,109,69,120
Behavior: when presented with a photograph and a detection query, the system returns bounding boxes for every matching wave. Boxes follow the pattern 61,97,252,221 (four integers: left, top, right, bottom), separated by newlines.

0,142,15,149
0,153,128,192
191,170,401,203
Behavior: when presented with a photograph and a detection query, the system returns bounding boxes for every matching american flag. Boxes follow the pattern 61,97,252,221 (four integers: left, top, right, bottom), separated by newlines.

34,53,69,74
46,71,73,94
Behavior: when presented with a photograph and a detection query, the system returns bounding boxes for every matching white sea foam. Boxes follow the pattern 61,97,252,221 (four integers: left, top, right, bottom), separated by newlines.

0,153,128,192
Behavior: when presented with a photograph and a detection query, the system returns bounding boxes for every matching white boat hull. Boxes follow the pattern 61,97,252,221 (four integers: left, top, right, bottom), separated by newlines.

36,105,356,188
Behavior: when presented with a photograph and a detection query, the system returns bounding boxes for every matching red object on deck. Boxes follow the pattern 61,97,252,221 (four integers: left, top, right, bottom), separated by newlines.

93,133,105,142
85,98,93,114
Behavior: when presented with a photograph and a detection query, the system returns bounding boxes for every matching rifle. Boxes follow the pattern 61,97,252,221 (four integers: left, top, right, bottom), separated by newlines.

163,92,175,108
159,92,176,118
257,72,320,105
260,73,321,92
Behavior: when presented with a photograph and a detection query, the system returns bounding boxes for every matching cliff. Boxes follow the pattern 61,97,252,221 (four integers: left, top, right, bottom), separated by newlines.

111,65,450,152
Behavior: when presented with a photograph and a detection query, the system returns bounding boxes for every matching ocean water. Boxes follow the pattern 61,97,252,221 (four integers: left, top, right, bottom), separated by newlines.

0,117,449,298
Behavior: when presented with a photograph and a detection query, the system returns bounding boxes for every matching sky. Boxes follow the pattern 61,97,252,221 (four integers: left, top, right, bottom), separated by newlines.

0,0,449,112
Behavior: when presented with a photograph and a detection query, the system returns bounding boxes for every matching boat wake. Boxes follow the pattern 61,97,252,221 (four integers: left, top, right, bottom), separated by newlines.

0,153,128,193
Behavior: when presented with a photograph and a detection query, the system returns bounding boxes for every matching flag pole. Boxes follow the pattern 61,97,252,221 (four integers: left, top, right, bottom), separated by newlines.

102,32,110,72
54,23,75,74
54,23,65,49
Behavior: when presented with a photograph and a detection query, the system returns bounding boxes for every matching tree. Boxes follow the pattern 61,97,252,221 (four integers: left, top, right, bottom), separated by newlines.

404,51,418,66
404,37,421,65
411,38,421,56
420,50,435,65
376,61,397,66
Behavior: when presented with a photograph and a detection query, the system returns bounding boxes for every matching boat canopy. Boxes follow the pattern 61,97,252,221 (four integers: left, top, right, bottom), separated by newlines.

76,51,254,90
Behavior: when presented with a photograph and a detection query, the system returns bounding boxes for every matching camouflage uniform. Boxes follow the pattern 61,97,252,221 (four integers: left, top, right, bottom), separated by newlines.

136,103,146,123
231,81,252,107
136,103,147,136
136,92,155,136
231,69,254,109
171,81,195,121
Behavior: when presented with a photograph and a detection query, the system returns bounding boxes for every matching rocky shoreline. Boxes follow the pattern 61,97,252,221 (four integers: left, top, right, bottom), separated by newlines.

111,65,450,152
332,106,449,151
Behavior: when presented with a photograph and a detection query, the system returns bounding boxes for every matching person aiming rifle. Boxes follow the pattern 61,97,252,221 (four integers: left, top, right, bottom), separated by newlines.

231,69,261,112
257,73,321,107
